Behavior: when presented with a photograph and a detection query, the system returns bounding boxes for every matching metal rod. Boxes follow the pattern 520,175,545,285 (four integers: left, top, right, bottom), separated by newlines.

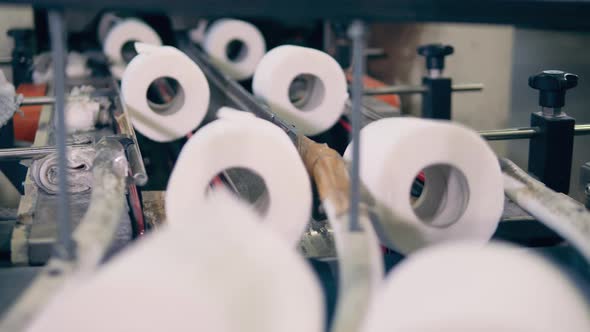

363,83,483,95
364,48,386,57
479,127,539,140
0,57,11,65
348,20,366,232
323,20,333,54
20,96,57,106
48,10,75,260
574,123,590,136
479,124,590,141
111,80,148,186
20,88,118,106
452,83,485,92
364,85,427,95
0,144,89,161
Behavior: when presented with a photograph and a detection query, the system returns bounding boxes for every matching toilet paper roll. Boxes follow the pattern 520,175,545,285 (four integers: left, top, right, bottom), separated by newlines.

121,44,210,142
362,242,590,332
344,118,503,254
203,19,265,81
26,191,324,332
253,45,348,136
103,18,162,79
166,107,312,246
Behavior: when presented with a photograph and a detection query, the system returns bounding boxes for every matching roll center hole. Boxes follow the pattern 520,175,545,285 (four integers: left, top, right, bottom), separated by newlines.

121,40,139,64
288,74,326,111
225,39,248,62
409,164,469,228
206,167,270,217
146,76,185,116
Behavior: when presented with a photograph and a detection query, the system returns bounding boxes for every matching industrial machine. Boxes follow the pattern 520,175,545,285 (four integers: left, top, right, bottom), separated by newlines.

0,2,590,331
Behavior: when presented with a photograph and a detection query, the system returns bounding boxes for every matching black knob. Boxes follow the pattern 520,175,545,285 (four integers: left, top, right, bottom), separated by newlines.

417,44,454,71
7,28,34,86
528,70,578,108
7,28,32,39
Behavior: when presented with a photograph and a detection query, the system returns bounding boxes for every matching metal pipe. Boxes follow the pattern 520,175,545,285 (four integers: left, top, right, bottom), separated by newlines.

48,10,75,261
348,20,366,233
363,83,483,95
0,144,89,161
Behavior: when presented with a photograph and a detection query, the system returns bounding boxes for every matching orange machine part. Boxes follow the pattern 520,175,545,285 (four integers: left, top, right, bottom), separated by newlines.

345,72,401,109
13,84,48,142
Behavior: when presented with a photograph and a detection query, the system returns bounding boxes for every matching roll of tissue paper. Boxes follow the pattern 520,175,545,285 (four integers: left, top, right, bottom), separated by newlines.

253,45,348,136
121,44,210,142
344,117,504,254
362,242,590,332
166,107,312,246
203,19,266,81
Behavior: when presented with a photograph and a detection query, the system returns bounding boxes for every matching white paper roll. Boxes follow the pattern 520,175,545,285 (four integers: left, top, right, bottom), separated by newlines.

362,242,590,332
103,18,162,79
26,191,324,332
344,118,504,254
121,44,210,142
253,45,348,136
166,107,312,246
203,19,266,81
